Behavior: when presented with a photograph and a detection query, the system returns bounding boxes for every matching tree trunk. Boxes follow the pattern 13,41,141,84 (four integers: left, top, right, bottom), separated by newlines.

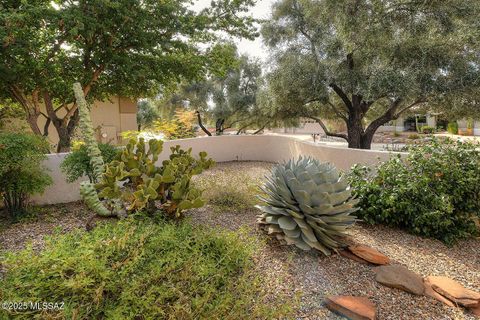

215,118,225,135
52,109,79,153
26,113,42,136
196,111,211,136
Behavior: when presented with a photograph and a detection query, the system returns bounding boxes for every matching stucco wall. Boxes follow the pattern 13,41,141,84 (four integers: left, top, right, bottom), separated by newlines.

36,97,137,147
31,135,404,205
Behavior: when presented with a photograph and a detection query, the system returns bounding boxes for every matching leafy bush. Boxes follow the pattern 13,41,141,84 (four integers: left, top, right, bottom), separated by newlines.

61,143,118,183
121,110,196,142
96,138,214,218
0,219,293,319
420,125,435,134
348,138,480,244
151,109,196,140
447,121,459,134
0,133,51,217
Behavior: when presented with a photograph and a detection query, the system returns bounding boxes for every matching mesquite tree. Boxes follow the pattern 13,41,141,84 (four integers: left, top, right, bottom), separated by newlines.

262,0,480,149
0,0,256,152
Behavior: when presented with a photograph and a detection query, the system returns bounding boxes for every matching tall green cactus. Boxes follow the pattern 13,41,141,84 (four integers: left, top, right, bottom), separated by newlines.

73,83,114,217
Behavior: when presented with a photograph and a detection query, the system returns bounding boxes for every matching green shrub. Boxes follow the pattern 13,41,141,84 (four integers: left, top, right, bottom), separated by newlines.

0,219,293,319
348,138,480,244
60,143,118,183
0,133,51,217
447,121,458,134
420,125,435,134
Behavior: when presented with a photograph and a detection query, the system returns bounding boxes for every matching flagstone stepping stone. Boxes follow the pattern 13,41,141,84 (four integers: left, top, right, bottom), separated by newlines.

423,277,454,307
325,295,376,320
427,276,480,308
348,244,390,265
469,303,480,317
374,265,424,295
338,249,371,264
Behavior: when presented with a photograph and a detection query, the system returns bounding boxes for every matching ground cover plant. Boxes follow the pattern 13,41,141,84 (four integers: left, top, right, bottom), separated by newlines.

348,138,480,244
0,218,292,319
0,133,51,218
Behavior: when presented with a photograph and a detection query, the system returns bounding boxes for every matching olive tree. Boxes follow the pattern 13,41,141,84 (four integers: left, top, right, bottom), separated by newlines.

262,0,480,149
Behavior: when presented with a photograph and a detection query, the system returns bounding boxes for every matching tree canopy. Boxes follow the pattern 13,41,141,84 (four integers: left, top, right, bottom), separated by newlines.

162,49,269,135
0,0,257,151
262,0,480,148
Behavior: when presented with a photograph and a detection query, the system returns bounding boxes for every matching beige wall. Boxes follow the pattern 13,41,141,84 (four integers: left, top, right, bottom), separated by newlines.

37,96,137,147
31,135,404,205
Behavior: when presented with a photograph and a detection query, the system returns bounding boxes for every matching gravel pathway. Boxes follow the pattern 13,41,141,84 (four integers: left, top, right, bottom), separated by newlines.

0,202,91,252
189,161,480,320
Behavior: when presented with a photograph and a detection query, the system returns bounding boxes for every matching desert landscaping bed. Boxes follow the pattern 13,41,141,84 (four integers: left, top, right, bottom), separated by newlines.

1,161,479,319
191,161,480,320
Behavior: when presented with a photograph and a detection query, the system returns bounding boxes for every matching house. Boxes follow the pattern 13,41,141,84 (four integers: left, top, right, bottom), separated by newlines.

37,96,137,147
378,114,480,136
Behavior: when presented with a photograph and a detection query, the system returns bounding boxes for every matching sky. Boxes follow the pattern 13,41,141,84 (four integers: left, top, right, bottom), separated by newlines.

191,0,275,61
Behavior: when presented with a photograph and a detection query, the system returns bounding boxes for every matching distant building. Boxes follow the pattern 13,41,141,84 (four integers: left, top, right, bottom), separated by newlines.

271,115,480,136
37,96,137,147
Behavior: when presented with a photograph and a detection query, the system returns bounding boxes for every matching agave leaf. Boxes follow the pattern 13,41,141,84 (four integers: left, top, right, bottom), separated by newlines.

255,205,289,216
268,225,283,234
266,216,279,224
284,227,301,238
278,216,297,230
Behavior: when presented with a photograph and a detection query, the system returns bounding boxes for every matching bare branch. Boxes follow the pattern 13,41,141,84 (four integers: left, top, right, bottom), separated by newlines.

307,115,348,141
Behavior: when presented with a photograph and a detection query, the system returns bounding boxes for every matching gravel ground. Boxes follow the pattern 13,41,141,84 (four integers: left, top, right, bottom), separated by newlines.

0,202,91,252
0,161,479,319
189,161,480,320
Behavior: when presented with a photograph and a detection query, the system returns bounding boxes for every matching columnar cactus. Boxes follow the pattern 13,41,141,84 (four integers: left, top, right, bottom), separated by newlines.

73,82,114,217
256,157,358,255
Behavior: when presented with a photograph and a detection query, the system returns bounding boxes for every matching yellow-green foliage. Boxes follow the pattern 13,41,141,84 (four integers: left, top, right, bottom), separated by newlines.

96,138,214,218
151,109,196,140
0,219,294,319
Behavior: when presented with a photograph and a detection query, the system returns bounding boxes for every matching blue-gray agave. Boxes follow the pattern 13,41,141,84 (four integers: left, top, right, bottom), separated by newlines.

256,157,358,255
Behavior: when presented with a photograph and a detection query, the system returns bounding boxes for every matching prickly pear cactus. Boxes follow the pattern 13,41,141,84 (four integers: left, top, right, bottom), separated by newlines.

256,157,358,255
95,138,214,218
73,82,114,217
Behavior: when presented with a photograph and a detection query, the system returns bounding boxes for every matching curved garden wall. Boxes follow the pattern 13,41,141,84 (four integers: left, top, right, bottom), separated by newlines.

32,135,404,205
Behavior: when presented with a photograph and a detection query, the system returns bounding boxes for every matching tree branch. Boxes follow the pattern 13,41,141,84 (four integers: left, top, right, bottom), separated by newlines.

307,116,348,141
394,97,427,118
329,83,353,111
196,110,212,136
364,98,403,137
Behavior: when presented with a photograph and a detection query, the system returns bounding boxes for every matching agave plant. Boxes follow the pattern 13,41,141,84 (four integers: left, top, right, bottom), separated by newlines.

256,157,358,255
